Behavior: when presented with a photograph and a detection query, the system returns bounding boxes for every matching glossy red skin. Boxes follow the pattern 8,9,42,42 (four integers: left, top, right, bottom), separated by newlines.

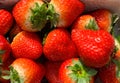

43,29,77,61
45,61,63,83
0,35,11,63
0,9,13,35
91,9,112,32
59,58,94,83
98,63,119,83
11,58,45,83
50,0,85,28
11,31,43,60
71,29,114,68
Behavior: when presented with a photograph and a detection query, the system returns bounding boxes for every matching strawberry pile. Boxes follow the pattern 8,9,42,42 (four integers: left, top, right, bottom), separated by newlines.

0,0,120,83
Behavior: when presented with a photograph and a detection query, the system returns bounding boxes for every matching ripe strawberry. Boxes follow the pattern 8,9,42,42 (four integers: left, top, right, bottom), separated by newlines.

43,28,77,61
0,35,11,63
71,29,114,68
11,31,43,60
12,0,48,32
90,9,112,32
98,60,120,83
72,14,99,30
7,58,45,83
59,58,97,83
45,61,63,83
0,9,13,35
49,0,85,28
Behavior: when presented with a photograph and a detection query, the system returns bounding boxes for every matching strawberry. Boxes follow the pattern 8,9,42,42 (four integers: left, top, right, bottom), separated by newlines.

98,59,120,83
45,61,63,83
59,58,97,83
49,0,85,28
90,9,113,32
12,0,48,32
3,58,45,83
11,31,43,60
72,14,99,30
0,35,11,63
43,28,77,61
71,29,114,68
0,9,13,35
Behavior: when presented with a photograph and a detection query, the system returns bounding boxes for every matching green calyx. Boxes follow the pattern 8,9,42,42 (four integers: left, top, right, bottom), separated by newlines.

30,3,48,31
30,2,59,31
85,18,99,30
47,3,59,28
2,66,24,83
67,59,97,83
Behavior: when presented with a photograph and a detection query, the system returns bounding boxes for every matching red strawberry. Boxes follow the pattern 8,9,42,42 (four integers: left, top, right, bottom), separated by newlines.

7,58,45,83
72,14,99,30
45,61,63,83
0,35,11,63
59,58,97,83
0,9,13,35
90,9,112,32
11,31,43,60
49,0,85,28
12,0,48,32
71,29,114,68
98,60,120,83
43,28,77,61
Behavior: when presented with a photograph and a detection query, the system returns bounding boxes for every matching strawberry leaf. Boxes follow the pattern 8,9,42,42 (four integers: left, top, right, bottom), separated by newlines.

85,67,97,77
78,78,88,83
